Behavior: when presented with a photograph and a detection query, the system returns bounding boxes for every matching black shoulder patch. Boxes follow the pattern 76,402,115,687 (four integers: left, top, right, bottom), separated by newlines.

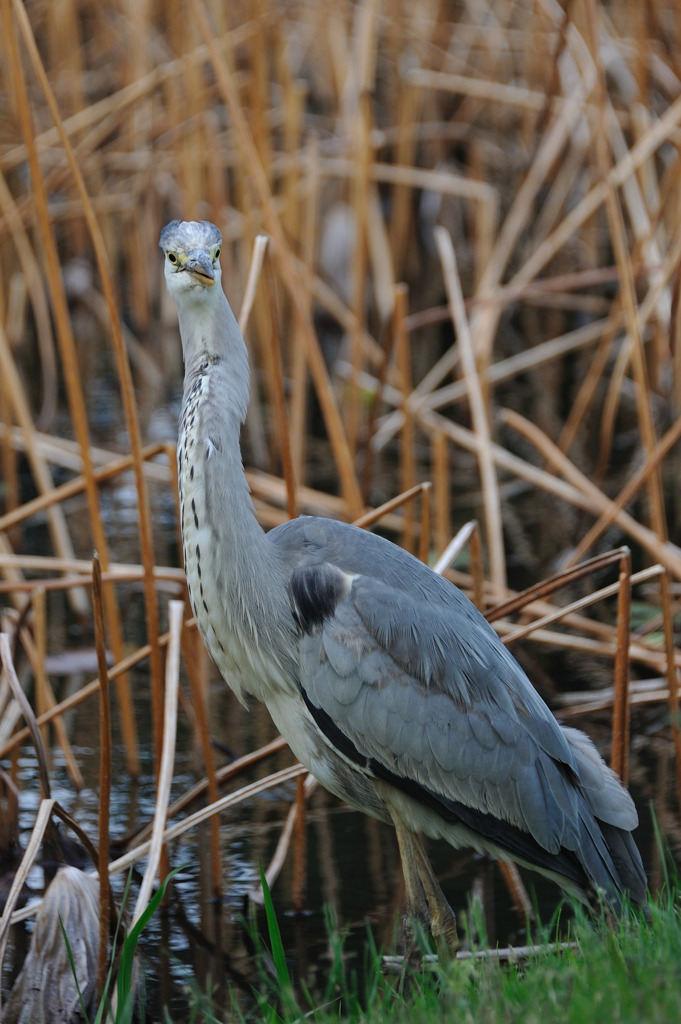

288,564,349,634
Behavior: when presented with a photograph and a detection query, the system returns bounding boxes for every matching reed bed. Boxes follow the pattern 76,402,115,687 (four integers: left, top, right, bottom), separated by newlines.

1,0,681,1015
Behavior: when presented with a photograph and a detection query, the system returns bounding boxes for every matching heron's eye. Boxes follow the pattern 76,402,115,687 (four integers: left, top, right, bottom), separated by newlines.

167,252,179,265
214,246,221,261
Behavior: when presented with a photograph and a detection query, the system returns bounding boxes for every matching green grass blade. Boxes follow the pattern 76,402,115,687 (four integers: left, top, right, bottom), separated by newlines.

258,864,299,1019
116,865,183,1017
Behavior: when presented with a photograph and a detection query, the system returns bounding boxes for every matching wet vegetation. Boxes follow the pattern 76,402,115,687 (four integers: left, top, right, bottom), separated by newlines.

1,0,681,1019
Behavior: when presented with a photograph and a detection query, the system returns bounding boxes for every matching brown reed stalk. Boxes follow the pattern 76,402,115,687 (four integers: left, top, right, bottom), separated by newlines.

557,312,621,457
610,550,632,781
567,413,681,570
432,432,451,559
511,92,681,292
0,617,178,762
353,483,432,531
584,0,669,555
0,317,88,616
31,588,47,750
180,628,223,900
17,623,83,789
92,553,112,996
98,764,308,890
125,736,289,849
395,284,416,553
190,0,364,518
289,133,319,487
4,0,141,773
0,167,57,430
468,524,486,613
418,482,432,565
0,442,168,536
292,772,308,913
501,408,681,579
659,569,681,815
347,86,373,455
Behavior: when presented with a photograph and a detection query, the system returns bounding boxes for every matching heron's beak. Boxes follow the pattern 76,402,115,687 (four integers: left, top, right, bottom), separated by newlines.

184,250,215,287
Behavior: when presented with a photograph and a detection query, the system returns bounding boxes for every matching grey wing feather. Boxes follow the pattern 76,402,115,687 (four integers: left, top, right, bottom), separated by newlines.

297,570,574,843
271,516,645,903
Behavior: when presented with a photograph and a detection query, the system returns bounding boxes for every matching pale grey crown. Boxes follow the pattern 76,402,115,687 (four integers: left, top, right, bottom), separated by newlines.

159,219,222,253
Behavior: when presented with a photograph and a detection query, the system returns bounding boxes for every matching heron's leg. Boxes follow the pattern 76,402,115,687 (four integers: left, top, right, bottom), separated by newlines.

409,830,459,956
392,820,459,959
393,819,431,950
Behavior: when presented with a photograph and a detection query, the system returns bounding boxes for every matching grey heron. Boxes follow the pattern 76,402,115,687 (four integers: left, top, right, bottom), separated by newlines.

160,218,646,952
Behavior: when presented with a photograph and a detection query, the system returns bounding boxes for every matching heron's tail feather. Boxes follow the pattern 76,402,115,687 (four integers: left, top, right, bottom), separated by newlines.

562,726,646,907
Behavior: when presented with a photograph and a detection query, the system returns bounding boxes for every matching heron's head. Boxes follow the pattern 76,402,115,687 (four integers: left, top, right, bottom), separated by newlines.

159,220,223,297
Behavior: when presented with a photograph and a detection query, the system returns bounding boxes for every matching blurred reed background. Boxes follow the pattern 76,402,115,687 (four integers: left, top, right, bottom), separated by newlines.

2,0,681,1016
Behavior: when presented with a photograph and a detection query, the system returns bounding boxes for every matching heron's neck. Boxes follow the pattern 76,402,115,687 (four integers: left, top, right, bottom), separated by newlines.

177,288,250,423
177,290,293,695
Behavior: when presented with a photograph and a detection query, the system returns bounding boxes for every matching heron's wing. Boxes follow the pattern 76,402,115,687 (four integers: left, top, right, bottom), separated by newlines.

287,560,637,883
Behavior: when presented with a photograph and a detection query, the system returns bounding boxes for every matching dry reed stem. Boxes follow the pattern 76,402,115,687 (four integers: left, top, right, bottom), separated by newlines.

126,736,289,849
433,521,479,576
132,600,182,925
250,773,318,907
510,90,681,291
565,409,681,569
9,0,162,779
92,553,112,995
0,442,169,535
352,483,432,531
610,549,632,782
17,623,83,789
501,409,681,579
660,569,681,815
292,772,308,912
263,255,298,517
0,320,88,614
418,482,432,565
289,133,319,485
190,0,363,517
179,626,223,900
0,29,226,171
432,432,451,558
0,621,175,762
373,314,622,450
31,588,47,751
0,167,57,429
585,0,668,562
395,283,415,553
8,762,309,930
488,547,634,625
0,552,185,582
0,796,56,1014
347,85,373,455
0,633,51,801
435,227,506,593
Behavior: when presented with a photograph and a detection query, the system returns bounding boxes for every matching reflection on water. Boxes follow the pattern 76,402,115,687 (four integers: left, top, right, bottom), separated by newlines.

6,656,680,1020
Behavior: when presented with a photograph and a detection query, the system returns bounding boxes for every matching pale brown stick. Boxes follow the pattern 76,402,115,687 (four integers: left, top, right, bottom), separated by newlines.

610,550,632,782
435,227,506,594
92,554,112,997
